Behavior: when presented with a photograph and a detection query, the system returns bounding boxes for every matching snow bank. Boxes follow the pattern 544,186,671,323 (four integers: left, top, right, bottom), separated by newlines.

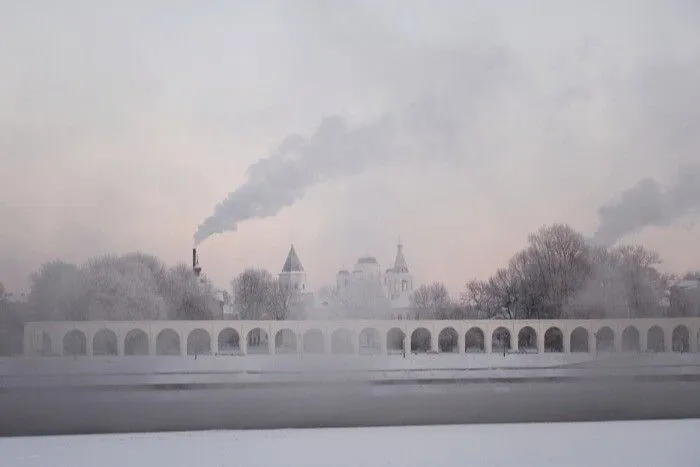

3,419,699,467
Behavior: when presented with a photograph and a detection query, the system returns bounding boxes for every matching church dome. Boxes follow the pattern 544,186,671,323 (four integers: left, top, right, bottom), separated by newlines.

357,256,378,265
354,256,381,279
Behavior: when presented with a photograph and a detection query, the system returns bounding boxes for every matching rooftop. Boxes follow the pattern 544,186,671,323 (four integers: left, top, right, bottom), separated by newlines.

357,256,378,265
281,245,304,273
392,242,409,273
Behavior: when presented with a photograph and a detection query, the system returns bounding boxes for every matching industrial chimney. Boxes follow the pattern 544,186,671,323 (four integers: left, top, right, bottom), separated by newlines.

192,248,202,277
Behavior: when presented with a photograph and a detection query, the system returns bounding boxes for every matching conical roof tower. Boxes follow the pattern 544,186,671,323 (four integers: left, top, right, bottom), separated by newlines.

392,241,409,273
281,244,304,273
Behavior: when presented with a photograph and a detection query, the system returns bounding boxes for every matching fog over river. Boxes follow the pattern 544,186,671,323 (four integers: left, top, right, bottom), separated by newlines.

2,379,700,436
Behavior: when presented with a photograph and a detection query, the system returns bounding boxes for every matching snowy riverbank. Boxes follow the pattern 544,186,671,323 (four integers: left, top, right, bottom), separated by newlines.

2,353,700,389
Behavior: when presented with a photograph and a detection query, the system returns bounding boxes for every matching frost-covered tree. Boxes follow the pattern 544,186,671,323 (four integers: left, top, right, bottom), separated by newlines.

164,263,219,320
410,282,452,319
516,224,591,318
27,253,218,321
28,260,88,321
463,265,526,319
83,255,168,320
231,268,298,320
566,244,665,318
461,224,671,320
232,268,274,320
269,279,303,320
611,245,665,317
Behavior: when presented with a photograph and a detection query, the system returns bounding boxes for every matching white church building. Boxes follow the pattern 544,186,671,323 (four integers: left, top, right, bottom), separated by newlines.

278,242,414,317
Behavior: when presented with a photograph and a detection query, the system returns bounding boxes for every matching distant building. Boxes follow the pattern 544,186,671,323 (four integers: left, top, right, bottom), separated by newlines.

279,245,314,309
384,242,413,307
203,242,417,320
279,245,308,292
333,242,415,314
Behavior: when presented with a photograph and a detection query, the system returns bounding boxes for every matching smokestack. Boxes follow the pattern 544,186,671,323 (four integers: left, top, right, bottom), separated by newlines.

192,248,202,276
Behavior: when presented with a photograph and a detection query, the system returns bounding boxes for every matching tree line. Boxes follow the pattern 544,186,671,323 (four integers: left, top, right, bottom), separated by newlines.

11,253,219,322
409,224,700,320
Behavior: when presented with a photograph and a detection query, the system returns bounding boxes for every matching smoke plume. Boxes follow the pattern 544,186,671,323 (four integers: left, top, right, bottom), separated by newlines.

593,164,700,245
191,45,520,245
193,101,485,244
194,115,394,244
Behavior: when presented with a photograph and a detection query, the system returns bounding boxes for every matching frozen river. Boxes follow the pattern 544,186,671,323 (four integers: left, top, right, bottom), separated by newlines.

2,379,700,436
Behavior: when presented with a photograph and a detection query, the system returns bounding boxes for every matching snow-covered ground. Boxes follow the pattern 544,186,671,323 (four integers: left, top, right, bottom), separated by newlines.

3,420,699,466
2,352,604,375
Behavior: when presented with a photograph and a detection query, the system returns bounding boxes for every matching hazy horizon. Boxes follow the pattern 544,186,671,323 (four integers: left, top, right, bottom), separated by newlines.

2,1,700,294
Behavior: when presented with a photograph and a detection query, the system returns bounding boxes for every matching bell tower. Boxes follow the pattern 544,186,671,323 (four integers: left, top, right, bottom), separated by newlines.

279,244,308,292
386,239,413,307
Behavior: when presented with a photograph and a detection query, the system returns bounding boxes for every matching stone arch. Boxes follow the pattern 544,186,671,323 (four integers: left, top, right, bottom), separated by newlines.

492,327,511,353
124,329,149,356
544,327,563,353
218,328,240,354
187,329,211,356
358,327,381,354
331,328,353,354
621,326,640,352
672,325,690,353
156,329,180,356
570,327,589,353
303,328,325,354
647,326,665,352
410,327,431,353
275,328,296,354
247,328,269,354
386,327,405,354
92,328,118,356
438,327,458,353
63,329,87,356
40,331,52,356
596,326,615,352
465,327,485,353
518,326,538,353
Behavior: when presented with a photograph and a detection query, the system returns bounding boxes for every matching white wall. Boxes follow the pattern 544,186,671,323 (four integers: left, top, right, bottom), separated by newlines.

23,317,700,357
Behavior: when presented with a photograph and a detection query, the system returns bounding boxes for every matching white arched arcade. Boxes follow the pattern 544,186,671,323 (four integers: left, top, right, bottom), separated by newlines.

24,318,700,357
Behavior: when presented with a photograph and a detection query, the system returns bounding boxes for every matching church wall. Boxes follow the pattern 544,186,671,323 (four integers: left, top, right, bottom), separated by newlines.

279,271,308,292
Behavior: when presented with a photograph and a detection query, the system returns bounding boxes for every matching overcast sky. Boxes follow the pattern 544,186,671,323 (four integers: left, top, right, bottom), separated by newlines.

1,1,699,294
